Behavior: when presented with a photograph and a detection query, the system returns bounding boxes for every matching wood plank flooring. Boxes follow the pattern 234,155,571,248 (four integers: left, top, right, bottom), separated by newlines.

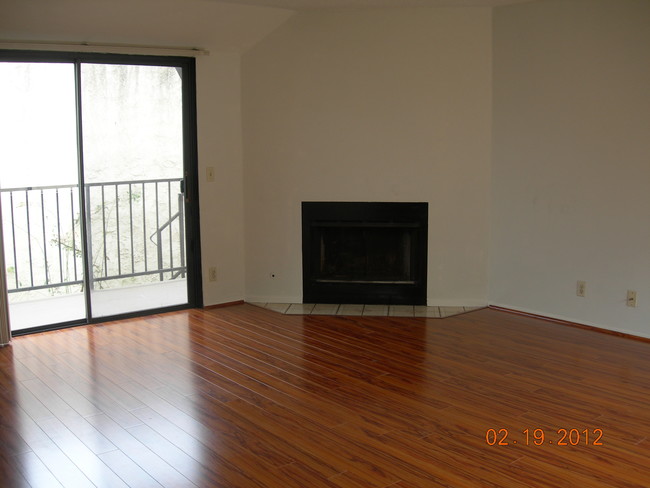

1,304,650,487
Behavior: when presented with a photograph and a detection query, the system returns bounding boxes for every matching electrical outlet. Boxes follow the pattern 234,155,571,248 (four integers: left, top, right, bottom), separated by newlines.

206,167,215,182
627,290,637,307
576,280,586,297
208,267,217,282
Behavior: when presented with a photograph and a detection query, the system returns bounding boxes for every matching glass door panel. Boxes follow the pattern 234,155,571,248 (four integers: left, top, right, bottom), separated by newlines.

0,62,86,331
80,63,188,318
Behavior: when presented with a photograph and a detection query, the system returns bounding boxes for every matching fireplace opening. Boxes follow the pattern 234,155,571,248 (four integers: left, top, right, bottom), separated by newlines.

316,225,416,284
302,202,427,305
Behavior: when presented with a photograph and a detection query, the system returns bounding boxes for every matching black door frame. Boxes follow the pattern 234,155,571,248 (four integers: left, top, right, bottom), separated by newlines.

0,49,203,335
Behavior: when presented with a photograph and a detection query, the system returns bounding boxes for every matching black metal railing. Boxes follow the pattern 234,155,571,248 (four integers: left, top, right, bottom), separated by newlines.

0,178,186,294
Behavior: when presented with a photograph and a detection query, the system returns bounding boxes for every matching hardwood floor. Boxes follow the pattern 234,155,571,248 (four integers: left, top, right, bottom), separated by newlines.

1,304,650,487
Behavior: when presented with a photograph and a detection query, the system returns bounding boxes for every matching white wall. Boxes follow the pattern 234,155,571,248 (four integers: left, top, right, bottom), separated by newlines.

0,0,293,53
242,8,492,305
0,0,293,307
197,53,247,305
491,0,650,336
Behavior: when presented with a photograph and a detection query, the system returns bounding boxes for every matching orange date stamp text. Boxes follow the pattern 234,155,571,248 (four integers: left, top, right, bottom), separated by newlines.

485,428,603,446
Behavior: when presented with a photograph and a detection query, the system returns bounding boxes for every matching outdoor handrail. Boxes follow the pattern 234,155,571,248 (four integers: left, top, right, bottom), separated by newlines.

0,178,186,294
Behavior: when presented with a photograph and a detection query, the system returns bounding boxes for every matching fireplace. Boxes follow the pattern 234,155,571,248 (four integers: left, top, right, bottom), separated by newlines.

302,202,427,305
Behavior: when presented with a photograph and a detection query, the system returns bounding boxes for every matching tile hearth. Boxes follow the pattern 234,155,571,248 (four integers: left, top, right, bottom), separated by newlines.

249,302,485,318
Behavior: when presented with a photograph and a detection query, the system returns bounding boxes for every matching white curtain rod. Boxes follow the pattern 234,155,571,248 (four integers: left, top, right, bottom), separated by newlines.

0,40,210,57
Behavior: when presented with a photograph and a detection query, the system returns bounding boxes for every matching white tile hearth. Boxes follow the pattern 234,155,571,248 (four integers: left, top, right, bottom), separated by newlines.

251,302,484,318
263,302,292,314
337,304,365,316
362,304,388,316
312,303,340,315
414,306,440,318
389,305,414,317
286,303,316,315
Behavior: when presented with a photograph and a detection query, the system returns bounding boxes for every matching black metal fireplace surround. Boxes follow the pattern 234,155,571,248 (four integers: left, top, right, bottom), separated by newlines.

302,202,428,305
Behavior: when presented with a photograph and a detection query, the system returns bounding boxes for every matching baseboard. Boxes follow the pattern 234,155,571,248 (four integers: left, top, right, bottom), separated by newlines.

428,299,487,307
245,295,302,304
488,305,650,343
203,300,245,310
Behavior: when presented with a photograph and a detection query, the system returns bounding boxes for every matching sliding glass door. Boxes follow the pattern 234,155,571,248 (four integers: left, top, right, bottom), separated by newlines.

81,63,188,317
0,62,87,329
0,52,201,333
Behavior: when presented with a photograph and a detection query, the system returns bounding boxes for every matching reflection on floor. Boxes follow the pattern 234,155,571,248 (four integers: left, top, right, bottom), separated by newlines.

9,280,187,331
3,305,650,486
250,302,485,318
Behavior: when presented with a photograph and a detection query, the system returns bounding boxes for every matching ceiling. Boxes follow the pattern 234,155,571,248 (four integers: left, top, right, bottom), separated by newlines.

210,0,537,10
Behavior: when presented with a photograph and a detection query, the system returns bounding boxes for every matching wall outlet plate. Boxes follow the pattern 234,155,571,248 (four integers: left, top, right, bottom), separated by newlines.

627,290,637,307
576,280,586,297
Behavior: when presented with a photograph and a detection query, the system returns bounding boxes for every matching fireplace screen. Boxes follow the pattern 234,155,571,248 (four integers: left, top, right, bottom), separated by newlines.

302,202,427,305
316,225,416,284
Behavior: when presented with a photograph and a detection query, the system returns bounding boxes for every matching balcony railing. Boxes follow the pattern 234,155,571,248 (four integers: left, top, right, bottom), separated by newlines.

1,178,186,295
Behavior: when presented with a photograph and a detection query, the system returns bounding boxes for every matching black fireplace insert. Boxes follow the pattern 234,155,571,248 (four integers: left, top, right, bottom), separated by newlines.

302,202,428,305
